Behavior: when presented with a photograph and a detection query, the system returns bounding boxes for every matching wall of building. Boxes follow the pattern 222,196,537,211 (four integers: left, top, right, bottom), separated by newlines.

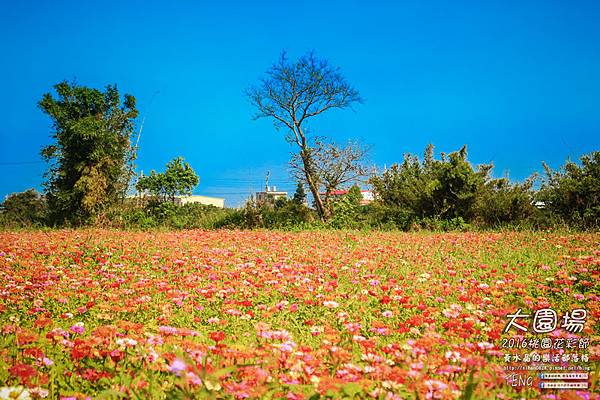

175,195,225,208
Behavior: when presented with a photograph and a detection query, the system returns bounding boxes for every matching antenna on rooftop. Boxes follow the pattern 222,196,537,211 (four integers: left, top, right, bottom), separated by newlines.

265,171,270,191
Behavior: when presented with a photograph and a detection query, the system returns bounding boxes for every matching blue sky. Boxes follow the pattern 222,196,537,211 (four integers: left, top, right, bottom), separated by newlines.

1,0,599,207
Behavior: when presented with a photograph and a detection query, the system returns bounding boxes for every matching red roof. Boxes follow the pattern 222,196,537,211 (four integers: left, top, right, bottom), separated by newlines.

320,189,371,196
325,189,349,195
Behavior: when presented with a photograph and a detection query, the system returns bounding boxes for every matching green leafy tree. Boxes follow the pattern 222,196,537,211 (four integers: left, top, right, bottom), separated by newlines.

136,171,167,200
346,184,363,206
370,145,490,221
474,177,536,227
292,181,307,205
39,80,138,224
539,151,600,228
137,157,199,203
430,146,487,220
0,189,47,227
369,148,433,219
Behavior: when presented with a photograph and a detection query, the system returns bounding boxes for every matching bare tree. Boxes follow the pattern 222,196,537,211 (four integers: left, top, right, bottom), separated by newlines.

290,138,370,215
246,51,362,220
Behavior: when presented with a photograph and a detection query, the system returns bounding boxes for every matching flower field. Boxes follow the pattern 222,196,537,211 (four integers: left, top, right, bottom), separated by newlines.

0,230,598,399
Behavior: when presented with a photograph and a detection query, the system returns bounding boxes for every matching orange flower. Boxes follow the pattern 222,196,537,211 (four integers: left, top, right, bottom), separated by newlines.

16,330,38,346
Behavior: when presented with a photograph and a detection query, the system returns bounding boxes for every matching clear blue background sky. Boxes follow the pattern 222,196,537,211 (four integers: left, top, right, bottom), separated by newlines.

1,0,599,207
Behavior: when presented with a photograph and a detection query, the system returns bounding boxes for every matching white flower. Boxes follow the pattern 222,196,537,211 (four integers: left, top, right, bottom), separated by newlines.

323,300,339,308
116,338,138,347
0,387,31,400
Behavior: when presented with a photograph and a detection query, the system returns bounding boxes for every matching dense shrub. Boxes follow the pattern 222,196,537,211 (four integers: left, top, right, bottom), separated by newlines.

361,204,417,230
473,177,536,228
369,145,488,222
0,189,48,228
97,200,238,230
538,151,600,229
237,197,316,229
369,145,540,230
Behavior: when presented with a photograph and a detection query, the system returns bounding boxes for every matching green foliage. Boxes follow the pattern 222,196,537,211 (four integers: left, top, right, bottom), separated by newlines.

539,151,600,228
460,369,478,400
108,201,237,230
429,146,486,220
166,204,235,229
39,80,138,225
0,189,47,228
292,181,307,204
474,177,536,227
135,171,166,199
329,191,362,229
364,203,417,231
420,216,471,231
369,144,537,229
137,157,199,203
346,184,363,206
368,147,434,219
239,197,316,229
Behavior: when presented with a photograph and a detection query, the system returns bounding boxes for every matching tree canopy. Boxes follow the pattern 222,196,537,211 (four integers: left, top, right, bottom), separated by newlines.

0,189,47,227
136,157,199,203
39,80,138,224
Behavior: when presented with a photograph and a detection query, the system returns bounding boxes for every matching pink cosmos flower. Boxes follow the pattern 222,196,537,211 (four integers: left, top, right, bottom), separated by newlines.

169,358,187,376
186,371,202,386
69,322,84,334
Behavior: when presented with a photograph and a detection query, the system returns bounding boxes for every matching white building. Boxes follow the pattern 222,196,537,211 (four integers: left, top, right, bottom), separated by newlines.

174,195,225,208
255,186,288,204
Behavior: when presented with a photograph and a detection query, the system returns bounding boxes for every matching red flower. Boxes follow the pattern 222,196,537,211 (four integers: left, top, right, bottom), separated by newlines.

9,363,37,383
34,316,53,329
80,368,112,382
23,347,44,360
209,331,226,343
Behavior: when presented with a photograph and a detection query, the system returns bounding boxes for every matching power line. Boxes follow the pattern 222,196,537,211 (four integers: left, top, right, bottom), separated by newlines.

201,192,254,196
0,161,45,166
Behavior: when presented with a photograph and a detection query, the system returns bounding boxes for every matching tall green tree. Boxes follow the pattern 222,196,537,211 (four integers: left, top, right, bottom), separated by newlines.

136,157,199,203
346,184,363,206
39,81,138,224
292,181,307,205
430,146,487,220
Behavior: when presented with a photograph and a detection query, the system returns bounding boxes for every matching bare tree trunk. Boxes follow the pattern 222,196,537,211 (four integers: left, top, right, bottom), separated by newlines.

300,149,329,221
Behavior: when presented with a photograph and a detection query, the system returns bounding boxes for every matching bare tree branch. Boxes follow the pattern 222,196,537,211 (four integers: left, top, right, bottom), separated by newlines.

246,51,362,220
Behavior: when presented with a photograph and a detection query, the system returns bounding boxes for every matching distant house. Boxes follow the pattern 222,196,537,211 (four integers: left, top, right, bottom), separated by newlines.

321,189,374,205
174,195,225,208
255,186,288,204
